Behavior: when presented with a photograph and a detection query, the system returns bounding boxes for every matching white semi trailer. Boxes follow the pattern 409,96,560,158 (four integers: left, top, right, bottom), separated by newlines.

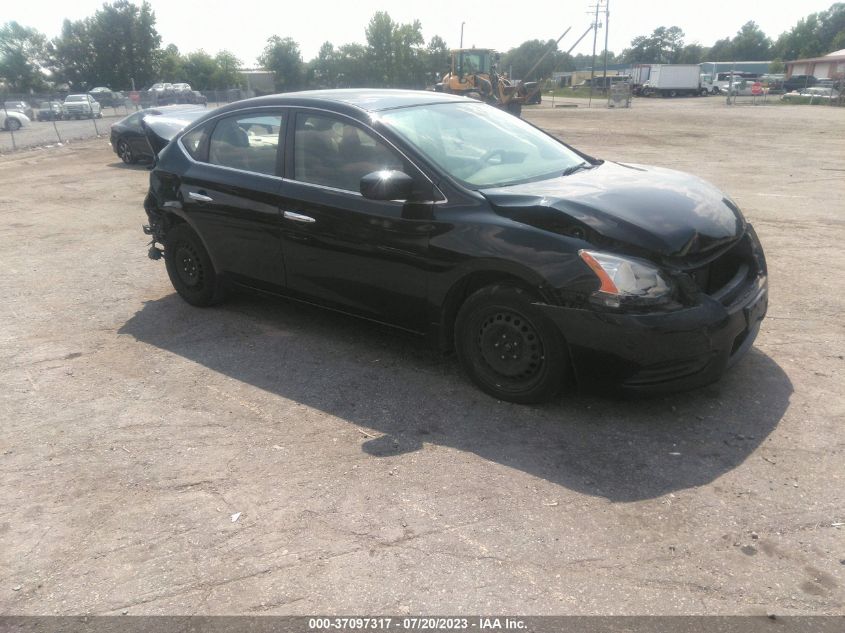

639,64,705,97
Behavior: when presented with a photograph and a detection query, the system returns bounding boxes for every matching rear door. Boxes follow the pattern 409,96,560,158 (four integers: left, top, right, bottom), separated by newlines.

179,109,288,289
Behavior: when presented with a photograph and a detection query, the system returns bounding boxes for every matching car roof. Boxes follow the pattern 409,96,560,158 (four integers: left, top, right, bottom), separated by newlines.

217,89,470,115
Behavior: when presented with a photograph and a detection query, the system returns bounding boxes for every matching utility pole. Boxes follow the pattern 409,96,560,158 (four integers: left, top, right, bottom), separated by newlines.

603,0,610,106
588,1,602,107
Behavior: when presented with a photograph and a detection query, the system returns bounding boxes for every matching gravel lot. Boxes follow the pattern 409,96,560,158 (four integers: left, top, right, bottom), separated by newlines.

0,97,843,615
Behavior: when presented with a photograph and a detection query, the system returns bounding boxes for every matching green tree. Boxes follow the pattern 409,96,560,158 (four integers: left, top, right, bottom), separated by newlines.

501,39,561,81
729,21,771,60
365,11,396,86
425,35,450,84
48,19,94,89
676,43,706,64
259,36,303,91
707,36,734,61
0,21,48,92
181,50,216,89
621,26,685,63
392,20,424,87
212,50,241,89
311,41,338,88
158,44,183,81
49,0,161,89
774,3,845,59
87,0,160,87
334,43,367,87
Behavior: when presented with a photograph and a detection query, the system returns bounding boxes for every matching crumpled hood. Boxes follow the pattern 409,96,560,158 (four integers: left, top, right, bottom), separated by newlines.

480,161,745,258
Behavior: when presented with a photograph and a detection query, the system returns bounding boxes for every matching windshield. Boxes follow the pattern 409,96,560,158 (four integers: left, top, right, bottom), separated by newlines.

379,102,585,189
66,95,86,102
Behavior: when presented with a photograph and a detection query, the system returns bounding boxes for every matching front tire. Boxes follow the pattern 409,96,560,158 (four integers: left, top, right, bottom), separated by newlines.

455,285,567,403
164,224,224,307
6,118,21,131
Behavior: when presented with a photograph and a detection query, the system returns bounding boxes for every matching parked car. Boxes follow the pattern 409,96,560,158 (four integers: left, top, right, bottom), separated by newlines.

0,109,31,131
62,94,102,119
782,75,818,92
141,89,768,403
189,91,208,105
36,100,64,120
89,86,122,108
4,100,35,120
110,105,206,164
759,74,785,92
781,86,842,102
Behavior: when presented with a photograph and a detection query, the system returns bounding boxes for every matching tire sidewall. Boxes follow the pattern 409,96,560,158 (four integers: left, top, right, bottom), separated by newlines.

164,224,221,306
455,285,566,403
118,140,134,164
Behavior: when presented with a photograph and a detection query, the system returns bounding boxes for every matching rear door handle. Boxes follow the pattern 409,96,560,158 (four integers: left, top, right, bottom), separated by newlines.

283,211,316,223
188,191,214,203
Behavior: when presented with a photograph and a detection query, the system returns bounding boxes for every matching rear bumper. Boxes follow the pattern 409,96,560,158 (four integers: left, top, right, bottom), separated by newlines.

537,275,768,394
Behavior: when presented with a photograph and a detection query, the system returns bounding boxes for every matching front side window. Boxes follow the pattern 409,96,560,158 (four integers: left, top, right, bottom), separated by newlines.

293,113,403,191
208,113,283,175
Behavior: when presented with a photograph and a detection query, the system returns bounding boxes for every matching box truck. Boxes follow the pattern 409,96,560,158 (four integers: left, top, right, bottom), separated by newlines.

638,64,705,97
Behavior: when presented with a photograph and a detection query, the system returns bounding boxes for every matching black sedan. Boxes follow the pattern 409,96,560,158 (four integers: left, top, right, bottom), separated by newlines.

110,105,206,164
142,90,768,403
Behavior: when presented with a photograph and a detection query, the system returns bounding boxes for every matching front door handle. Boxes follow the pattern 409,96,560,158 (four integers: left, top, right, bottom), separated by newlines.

283,211,316,223
188,191,214,203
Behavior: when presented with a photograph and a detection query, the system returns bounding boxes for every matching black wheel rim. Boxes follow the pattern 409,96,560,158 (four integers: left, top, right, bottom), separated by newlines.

474,308,545,391
173,243,203,288
118,141,131,163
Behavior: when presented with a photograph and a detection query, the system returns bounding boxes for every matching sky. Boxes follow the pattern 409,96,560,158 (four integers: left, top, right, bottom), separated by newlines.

8,0,838,66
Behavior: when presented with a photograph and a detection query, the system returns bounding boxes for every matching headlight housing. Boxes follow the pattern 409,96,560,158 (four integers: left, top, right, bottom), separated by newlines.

579,249,674,309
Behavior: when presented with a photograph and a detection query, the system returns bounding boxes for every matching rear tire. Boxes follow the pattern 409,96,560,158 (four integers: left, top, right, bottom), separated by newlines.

455,284,566,403
117,139,135,164
6,118,21,131
164,224,224,307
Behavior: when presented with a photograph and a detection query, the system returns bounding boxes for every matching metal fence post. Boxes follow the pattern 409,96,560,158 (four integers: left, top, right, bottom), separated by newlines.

51,93,64,144
2,97,17,151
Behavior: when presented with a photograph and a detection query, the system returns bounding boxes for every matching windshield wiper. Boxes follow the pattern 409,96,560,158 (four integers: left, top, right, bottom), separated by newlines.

562,161,593,177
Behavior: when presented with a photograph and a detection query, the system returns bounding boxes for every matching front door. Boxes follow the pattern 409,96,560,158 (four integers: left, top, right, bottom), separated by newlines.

279,111,434,331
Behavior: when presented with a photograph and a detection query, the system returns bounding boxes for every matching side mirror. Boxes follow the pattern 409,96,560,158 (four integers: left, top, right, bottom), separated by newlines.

360,170,414,201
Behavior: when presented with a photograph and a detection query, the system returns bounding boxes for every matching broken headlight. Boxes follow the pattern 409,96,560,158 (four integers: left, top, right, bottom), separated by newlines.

579,249,674,309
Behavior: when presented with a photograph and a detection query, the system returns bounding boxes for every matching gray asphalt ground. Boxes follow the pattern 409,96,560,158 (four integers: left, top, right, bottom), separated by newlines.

0,96,843,615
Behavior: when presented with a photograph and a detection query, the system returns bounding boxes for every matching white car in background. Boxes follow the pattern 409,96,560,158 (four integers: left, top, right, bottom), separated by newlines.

1,109,31,131
62,94,103,119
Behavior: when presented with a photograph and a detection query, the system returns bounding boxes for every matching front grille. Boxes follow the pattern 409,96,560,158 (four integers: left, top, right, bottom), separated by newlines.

687,233,758,306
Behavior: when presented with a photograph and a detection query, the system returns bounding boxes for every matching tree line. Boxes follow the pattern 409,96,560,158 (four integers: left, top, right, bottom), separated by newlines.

612,3,844,69
1,2,843,94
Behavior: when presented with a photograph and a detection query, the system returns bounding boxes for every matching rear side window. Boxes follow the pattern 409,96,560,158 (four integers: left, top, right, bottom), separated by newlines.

208,113,284,176
181,124,208,160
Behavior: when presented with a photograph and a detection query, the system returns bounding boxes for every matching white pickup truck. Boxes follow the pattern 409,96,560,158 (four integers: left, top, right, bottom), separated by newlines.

62,94,102,119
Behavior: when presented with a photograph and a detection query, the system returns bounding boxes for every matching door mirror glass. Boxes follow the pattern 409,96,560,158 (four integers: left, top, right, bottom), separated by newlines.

360,170,414,201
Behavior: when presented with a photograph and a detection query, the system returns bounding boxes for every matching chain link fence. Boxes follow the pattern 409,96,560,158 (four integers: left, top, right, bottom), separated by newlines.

1,88,251,154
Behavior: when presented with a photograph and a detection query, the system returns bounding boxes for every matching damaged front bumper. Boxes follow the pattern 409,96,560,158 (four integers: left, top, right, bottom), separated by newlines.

537,274,768,393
